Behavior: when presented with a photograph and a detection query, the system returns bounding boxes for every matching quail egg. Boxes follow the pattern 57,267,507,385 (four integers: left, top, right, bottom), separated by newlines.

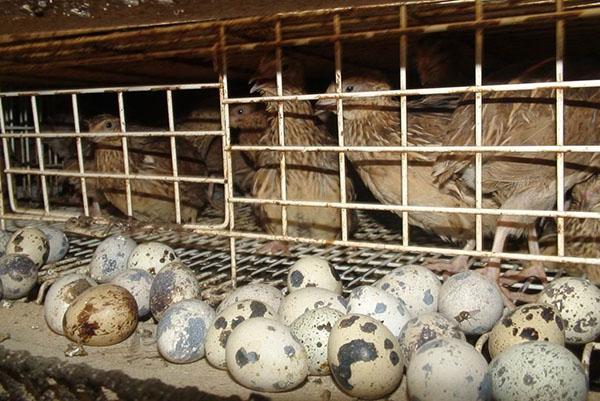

0,230,11,255
489,341,587,401
278,287,347,326
157,299,216,363
111,269,153,317
226,317,309,392
374,264,441,316
538,277,600,343
0,254,39,299
63,284,138,346
217,283,283,314
438,271,504,334
127,242,179,276
205,300,277,369
290,307,344,375
149,261,201,320
328,314,403,399
407,338,491,401
44,274,96,335
489,303,565,358
38,226,69,263
89,234,137,283
5,227,49,268
287,256,342,294
399,312,466,364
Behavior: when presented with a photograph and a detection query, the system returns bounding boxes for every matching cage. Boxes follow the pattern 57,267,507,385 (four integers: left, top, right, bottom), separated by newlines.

1,0,600,399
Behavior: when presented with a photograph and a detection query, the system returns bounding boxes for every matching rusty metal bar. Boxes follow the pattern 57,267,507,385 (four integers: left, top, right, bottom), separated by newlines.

275,20,289,239
399,5,409,247
117,92,133,217
475,0,484,251
29,96,50,214
0,83,221,98
556,0,566,257
71,93,90,217
166,89,182,224
0,130,223,139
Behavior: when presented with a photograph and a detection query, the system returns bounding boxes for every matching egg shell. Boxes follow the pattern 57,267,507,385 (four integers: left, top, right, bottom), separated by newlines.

44,274,96,335
226,317,309,392
374,264,440,316
89,234,137,283
278,287,347,326
111,269,153,317
489,341,587,401
217,283,283,314
0,254,39,299
6,227,49,268
398,312,466,364
205,300,277,369
287,256,342,294
347,285,412,338
127,242,179,276
149,261,201,320
0,230,11,255
328,313,403,399
489,303,565,358
63,284,138,346
38,226,69,263
157,299,216,363
438,271,504,334
537,277,600,344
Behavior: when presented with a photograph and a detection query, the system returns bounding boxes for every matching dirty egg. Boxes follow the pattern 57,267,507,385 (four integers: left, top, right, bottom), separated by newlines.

38,226,69,263
278,287,347,326
6,227,49,268
149,261,201,320
111,269,153,317
328,313,403,400
287,256,342,294
63,284,138,346
127,242,179,276
0,254,39,299
89,234,137,283
217,283,283,314
44,274,96,335
407,338,491,401
226,317,309,392
489,341,587,401
157,299,216,363
205,299,277,370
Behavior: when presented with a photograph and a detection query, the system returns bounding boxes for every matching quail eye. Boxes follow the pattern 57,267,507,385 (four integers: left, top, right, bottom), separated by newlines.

105,121,113,129
237,108,244,115
346,85,354,92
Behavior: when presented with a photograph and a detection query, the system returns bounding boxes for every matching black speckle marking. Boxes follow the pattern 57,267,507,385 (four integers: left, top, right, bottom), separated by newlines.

316,341,322,347
381,283,390,290
423,289,434,305
214,317,227,330
555,315,564,331
525,313,533,321
284,345,296,357
512,328,519,336
375,303,387,313
231,316,245,329
218,330,231,348
384,339,394,349
249,301,267,318
290,270,304,288
540,306,555,322
389,351,400,366
502,317,513,328
235,348,259,368
330,340,378,391
360,322,377,333
316,322,333,332
267,325,276,332
523,373,536,385
340,315,359,328
520,327,539,340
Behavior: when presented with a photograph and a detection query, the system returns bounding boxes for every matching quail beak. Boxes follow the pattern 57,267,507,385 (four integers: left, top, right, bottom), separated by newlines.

249,76,269,94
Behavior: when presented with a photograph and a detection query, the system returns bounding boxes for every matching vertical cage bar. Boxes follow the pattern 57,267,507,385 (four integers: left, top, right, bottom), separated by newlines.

0,99,18,214
275,20,289,238
399,5,409,247
555,0,565,257
0,101,6,229
30,96,50,213
71,94,90,217
474,0,484,251
117,92,133,217
166,90,182,224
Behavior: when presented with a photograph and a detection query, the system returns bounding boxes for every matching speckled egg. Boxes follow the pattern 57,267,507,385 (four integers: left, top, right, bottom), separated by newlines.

398,312,466,364
157,299,216,363
217,283,283,314
38,226,69,263
89,234,137,283
347,285,412,338
278,287,347,326
538,277,600,344
489,303,565,358
205,300,277,370
63,284,138,346
111,269,153,317
127,242,179,276
290,307,344,375
0,230,11,255
489,341,587,401
438,271,504,334
149,261,201,320
328,314,403,399
374,264,441,316
287,256,342,294
5,227,49,268
44,274,96,335
0,254,39,299
226,317,309,392
407,338,491,401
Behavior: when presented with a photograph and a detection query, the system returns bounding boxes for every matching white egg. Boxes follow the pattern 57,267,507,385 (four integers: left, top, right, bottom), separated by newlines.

44,274,96,335
0,230,11,255
290,307,344,375
217,283,283,314
347,285,412,338
287,256,342,294
0,254,39,299
111,269,153,317
149,261,201,320
127,242,179,276
328,314,403,400
489,342,587,401
205,300,277,370
438,271,504,334
538,277,600,344
407,338,491,401
226,317,309,392
374,264,441,316
278,287,347,326
157,299,216,363
89,234,137,283
5,227,49,268
38,226,69,263
399,312,466,364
